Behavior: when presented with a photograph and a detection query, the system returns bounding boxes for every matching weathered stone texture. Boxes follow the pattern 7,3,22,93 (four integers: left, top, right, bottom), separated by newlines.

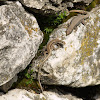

0,1,43,86
19,0,93,15
0,89,83,100
31,6,100,87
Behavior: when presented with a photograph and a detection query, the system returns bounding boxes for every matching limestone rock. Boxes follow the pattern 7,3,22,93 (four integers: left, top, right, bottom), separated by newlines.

93,87,100,100
0,92,3,96
93,94,100,100
0,89,83,100
43,90,83,100
19,0,93,15
73,0,93,5
31,6,100,87
50,0,63,5
0,1,43,86
19,0,69,15
0,75,17,92
19,0,47,9
0,89,45,100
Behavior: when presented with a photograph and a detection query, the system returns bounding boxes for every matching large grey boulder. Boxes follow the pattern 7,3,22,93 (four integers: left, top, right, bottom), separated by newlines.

0,75,17,92
73,0,93,5
19,0,69,15
0,89,83,100
31,6,100,87
50,0,63,5
19,0,93,15
0,1,43,86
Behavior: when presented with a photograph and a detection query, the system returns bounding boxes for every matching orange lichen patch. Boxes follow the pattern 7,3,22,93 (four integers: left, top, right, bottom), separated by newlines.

32,28,38,32
25,25,39,36
20,20,38,36
65,47,67,51
9,25,15,29
25,25,33,36
20,20,24,25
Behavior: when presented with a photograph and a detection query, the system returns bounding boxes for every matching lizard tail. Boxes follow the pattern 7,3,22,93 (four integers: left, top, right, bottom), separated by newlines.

38,51,52,93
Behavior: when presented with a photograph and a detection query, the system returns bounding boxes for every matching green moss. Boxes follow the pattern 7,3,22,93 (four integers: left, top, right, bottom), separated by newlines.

11,65,40,93
86,0,100,11
63,13,77,23
38,11,68,50
12,77,40,92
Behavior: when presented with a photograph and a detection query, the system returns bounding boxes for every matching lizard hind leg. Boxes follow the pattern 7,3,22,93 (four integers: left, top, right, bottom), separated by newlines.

81,20,86,25
44,51,48,57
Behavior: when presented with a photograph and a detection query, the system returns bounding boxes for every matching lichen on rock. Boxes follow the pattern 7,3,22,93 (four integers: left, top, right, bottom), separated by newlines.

0,1,43,86
31,6,100,87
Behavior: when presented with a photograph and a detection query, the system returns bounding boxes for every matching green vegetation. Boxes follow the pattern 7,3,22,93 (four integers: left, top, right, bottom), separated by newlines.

42,11,68,34
18,66,36,86
38,11,68,49
52,11,67,26
12,64,40,93
44,28,53,34
12,0,100,93
25,69,34,85
86,0,100,11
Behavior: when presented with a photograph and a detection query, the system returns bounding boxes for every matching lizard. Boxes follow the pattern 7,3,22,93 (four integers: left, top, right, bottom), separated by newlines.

66,13,89,35
38,9,88,92
69,10,88,15
38,38,65,93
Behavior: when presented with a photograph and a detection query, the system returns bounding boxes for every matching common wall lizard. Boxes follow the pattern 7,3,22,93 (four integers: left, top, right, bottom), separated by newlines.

66,13,89,35
69,10,88,14
38,39,65,93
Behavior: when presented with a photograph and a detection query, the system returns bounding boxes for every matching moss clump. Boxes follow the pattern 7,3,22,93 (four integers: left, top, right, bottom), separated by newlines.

12,66,40,93
86,0,100,11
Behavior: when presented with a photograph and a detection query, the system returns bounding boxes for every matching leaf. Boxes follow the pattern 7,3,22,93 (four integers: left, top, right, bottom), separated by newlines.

25,73,30,79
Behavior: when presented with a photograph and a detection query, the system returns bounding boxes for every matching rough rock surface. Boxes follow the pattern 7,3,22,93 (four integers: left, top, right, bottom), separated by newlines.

19,0,69,15
50,0,62,5
0,89,83,100
31,6,100,87
73,0,93,5
0,1,43,86
0,75,17,92
93,94,100,100
94,94,100,100
19,0,93,15
93,86,100,100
